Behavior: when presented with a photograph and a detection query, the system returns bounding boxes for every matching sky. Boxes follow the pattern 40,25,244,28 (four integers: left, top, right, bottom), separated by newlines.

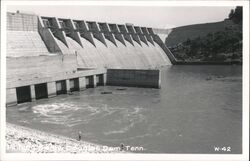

6,5,235,28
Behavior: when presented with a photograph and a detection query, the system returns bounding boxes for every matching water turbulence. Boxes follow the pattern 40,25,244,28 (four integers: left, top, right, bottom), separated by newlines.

32,103,82,127
30,100,146,131
102,106,146,135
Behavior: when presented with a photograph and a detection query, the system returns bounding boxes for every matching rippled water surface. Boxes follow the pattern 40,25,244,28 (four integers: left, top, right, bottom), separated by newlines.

6,65,242,153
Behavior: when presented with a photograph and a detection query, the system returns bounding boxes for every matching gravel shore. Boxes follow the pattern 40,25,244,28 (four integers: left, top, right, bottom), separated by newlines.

6,123,125,153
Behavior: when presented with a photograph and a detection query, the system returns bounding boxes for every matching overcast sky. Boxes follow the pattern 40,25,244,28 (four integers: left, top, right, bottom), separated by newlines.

7,5,235,28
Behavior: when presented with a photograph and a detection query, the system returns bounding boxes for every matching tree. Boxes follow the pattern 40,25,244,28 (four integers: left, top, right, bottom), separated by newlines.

228,9,234,19
233,6,242,24
228,6,242,24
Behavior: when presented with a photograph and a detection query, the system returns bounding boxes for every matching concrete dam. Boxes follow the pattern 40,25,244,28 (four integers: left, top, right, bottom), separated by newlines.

6,11,175,106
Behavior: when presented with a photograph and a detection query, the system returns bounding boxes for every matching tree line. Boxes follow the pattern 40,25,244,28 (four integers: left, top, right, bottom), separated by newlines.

169,6,242,63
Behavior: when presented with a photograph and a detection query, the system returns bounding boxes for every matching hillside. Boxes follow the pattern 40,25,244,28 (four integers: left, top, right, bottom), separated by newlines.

165,20,235,47
165,7,242,64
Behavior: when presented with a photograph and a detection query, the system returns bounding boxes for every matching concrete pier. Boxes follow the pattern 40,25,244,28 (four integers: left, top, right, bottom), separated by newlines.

30,85,36,101
47,82,57,98
79,77,86,91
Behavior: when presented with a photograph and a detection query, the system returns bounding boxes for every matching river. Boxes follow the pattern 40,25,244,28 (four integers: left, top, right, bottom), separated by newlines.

6,65,242,153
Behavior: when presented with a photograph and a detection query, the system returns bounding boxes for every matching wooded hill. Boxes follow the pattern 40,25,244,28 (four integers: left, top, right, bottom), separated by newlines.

166,7,242,63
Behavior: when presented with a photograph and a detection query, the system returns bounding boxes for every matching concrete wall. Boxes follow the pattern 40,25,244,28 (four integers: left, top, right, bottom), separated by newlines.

7,55,78,88
46,82,57,98
38,28,62,53
153,28,172,35
6,71,107,106
7,12,38,31
152,34,177,64
6,88,17,106
7,12,174,68
106,69,161,88
7,13,57,57
50,18,69,47
7,31,51,57
38,17,62,53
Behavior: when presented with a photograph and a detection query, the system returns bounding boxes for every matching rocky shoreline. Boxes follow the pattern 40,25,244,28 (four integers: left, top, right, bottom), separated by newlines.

6,123,125,153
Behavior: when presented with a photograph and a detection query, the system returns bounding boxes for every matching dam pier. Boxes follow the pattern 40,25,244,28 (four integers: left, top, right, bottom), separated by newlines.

6,11,173,106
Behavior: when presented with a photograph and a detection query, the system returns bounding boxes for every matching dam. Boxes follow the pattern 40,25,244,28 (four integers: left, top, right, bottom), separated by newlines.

6,11,175,106
5,11,242,154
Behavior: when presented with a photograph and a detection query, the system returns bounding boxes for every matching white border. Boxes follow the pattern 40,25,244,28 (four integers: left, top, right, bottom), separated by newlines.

1,1,249,161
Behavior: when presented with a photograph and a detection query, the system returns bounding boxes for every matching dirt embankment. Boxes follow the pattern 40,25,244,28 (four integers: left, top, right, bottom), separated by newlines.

6,123,125,153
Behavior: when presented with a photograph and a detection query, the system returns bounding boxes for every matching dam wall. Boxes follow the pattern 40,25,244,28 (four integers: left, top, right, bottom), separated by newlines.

7,55,78,88
106,69,161,88
6,11,174,106
7,11,174,67
37,15,174,68
7,12,38,31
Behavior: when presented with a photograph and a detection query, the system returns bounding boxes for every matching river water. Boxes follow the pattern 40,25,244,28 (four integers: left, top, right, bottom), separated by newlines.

6,65,242,153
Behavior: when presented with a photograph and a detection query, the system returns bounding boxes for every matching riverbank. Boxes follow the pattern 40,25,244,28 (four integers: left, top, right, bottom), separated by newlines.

6,123,125,153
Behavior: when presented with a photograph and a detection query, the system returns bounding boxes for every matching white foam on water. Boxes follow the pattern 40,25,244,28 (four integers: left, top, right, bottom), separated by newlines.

103,106,145,135
103,125,131,135
32,102,82,126
31,99,146,134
